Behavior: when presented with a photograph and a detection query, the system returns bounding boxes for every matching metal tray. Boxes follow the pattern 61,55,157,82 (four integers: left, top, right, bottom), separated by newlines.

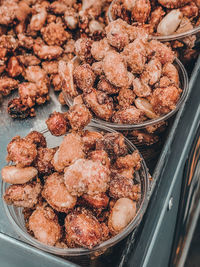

0,56,200,267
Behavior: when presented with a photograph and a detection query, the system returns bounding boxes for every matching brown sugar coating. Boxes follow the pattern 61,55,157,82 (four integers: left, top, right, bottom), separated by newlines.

64,158,110,196
52,133,85,172
7,136,37,167
42,173,77,213
28,205,62,246
65,208,109,249
46,112,69,137
25,131,47,148
4,182,41,208
34,147,56,175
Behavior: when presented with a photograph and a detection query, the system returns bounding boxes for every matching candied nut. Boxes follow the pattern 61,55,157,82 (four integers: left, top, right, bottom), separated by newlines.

158,0,190,9
141,58,162,86
42,173,77,213
83,89,113,121
51,74,62,92
7,56,23,77
162,63,179,87
108,198,137,234
97,77,119,95
123,39,147,74
41,22,70,46
157,10,183,36
52,133,85,172
75,38,93,63
82,131,103,152
73,64,96,93
96,133,127,159
82,193,109,209
29,5,47,31
7,136,37,167
3,182,41,208
151,86,182,115
109,175,140,201
180,2,198,18
105,19,129,50
64,158,110,196
2,166,38,184
46,112,69,136
67,104,92,131
25,131,47,148
117,88,135,108
18,82,39,108
132,78,151,98
91,38,111,61
42,61,58,75
18,54,41,67
131,0,151,24
58,60,78,98
33,44,63,60
103,51,129,88
112,106,145,124
65,208,108,249
34,147,56,175
147,40,175,64
29,205,61,246
148,6,165,33
135,98,158,119
88,150,110,168
0,77,18,96
115,150,142,170
7,98,36,119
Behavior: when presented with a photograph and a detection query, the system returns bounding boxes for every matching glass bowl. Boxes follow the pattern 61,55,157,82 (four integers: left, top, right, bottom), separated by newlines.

63,57,189,131
1,123,149,257
108,0,200,42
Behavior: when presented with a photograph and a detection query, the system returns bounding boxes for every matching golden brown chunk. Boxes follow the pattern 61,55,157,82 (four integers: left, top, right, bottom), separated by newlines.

51,74,62,91
42,173,77,213
67,104,92,131
82,131,103,152
7,98,36,119
7,136,37,167
151,86,182,115
3,182,41,208
162,63,179,87
46,112,69,136
28,205,61,246
83,89,113,121
158,0,190,8
105,19,129,51
96,133,127,159
117,88,135,108
7,56,23,77
115,150,142,171
141,58,162,86
41,22,70,46
33,44,63,60
65,208,109,248
64,158,110,196
88,149,110,168
18,54,41,67
52,133,85,172
0,77,18,96
18,82,39,107
109,175,140,201
34,147,56,175
131,0,151,23
42,61,58,75
97,77,119,95
82,193,109,210
73,64,96,93
103,51,129,88
112,107,145,124
25,131,47,148
123,39,147,74
91,38,112,61
75,38,93,63
29,4,47,31
132,78,151,98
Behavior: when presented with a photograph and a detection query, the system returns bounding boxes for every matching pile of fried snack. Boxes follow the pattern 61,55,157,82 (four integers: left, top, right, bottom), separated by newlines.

2,128,143,248
0,0,111,117
110,0,200,62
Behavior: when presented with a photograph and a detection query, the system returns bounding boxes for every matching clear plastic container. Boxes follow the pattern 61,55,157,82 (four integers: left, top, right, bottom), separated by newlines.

108,0,200,42
1,124,149,257
63,57,188,131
